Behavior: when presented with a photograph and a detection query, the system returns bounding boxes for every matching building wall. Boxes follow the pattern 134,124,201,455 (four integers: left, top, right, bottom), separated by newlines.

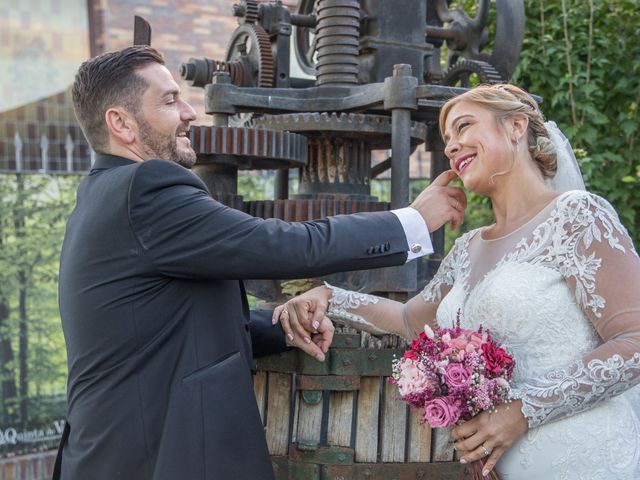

92,0,241,123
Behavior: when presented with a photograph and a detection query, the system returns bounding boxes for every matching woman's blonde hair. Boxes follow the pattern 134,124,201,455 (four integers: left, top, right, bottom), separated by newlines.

438,83,557,179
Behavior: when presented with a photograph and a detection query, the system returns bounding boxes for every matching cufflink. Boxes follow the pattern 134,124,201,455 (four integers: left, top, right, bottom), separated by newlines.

410,243,422,253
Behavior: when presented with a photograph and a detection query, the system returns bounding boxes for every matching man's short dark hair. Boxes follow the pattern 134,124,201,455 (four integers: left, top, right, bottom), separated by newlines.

72,46,165,153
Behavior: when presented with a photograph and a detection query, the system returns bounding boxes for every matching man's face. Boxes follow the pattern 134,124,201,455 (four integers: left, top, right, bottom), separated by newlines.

134,63,197,168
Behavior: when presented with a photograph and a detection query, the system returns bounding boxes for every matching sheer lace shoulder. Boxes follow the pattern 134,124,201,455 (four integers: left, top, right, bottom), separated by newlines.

419,230,476,304
551,190,636,317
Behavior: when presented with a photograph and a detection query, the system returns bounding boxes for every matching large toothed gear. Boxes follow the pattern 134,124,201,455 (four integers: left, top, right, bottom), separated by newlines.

237,0,259,24
189,125,308,169
440,59,503,87
249,112,428,148
225,23,275,88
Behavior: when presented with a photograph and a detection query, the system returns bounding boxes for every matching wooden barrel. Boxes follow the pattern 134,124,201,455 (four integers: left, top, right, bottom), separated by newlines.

253,332,472,479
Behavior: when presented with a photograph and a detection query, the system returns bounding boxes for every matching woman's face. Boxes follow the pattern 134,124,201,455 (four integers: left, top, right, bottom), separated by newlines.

442,101,513,194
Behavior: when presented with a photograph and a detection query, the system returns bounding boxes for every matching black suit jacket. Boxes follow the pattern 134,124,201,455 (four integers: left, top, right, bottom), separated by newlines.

58,155,411,480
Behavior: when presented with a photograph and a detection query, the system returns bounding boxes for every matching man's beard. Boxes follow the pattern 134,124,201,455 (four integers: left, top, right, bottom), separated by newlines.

137,116,197,168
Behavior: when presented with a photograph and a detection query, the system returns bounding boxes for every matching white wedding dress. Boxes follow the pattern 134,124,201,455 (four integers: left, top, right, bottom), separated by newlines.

327,190,640,479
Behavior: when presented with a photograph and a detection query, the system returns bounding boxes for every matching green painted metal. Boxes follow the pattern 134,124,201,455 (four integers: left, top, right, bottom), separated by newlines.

254,349,330,375
329,333,361,349
329,349,404,376
301,390,323,405
322,462,472,479
254,343,404,377
298,375,360,391
271,456,321,480
290,445,354,466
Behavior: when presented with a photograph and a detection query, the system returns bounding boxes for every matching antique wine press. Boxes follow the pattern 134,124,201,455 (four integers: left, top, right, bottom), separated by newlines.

136,1,525,477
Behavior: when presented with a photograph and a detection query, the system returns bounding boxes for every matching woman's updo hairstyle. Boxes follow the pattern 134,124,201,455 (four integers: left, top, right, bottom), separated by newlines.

439,83,557,179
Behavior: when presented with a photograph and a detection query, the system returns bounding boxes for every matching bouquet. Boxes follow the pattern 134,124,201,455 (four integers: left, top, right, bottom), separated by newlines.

390,313,515,479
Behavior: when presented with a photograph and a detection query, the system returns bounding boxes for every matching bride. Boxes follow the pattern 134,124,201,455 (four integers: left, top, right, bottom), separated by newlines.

275,84,640,479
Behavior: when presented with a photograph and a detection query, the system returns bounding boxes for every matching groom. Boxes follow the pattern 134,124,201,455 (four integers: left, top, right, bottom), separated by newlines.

56,45,466,480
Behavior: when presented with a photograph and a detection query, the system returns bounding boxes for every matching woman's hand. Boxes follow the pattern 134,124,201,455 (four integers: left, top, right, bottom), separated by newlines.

273,285,334,360
451,400,529,476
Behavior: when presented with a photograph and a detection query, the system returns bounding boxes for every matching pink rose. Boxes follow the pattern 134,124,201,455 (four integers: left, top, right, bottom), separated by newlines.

424,397,461,428
444,363,471,389
469,333,484,348
451,336,469,351
396,358,434,397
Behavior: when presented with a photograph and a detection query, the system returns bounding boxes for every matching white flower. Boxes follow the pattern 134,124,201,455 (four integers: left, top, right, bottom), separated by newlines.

424,324,435,339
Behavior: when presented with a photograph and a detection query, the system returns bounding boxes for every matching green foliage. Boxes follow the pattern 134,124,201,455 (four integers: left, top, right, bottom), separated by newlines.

0,174,80,434
237,173,275,201
511,0,640,244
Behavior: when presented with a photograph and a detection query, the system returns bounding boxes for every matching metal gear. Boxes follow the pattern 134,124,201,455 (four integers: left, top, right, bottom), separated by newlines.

293,0,318,77
190,125,308,169
243,197,389,222
225,23,275,88
440,59,503,87
426,0,524,81
234,0,259,24
249,112,427,148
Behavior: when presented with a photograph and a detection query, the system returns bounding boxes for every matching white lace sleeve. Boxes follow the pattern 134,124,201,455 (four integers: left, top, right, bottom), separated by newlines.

325,283,393,335
419,234,468,304
325,233,469,340
516,192,640,429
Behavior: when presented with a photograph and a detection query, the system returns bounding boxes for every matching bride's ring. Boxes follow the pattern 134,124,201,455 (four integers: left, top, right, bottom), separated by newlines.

481,445,492,457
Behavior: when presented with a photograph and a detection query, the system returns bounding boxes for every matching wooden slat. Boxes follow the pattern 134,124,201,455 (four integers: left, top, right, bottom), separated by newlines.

253,370,268,423
407,407,432,462
295,391,323,446
327,391,353,447
266,372,292,455
355,377,380,462
380,380,407,462
431,427,455,461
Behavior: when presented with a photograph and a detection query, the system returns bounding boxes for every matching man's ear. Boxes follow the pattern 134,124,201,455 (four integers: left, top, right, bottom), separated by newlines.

105,107,137,145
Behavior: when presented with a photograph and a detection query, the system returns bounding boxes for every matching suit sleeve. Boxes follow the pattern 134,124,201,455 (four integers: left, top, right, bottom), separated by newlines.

127,160,410,280
248,309,290,358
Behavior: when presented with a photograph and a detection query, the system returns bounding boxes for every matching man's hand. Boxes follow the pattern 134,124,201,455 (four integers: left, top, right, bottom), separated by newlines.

272,286,333,361
410,170,467,231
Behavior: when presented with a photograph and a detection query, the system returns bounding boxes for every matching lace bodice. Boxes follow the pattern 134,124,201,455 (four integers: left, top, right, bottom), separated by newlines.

327,191,640,430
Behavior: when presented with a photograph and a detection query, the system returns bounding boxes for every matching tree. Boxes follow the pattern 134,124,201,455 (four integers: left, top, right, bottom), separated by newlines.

0,173,80,433
512,0,640,243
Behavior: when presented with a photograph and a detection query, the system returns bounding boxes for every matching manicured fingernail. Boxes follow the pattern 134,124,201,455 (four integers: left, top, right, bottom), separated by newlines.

315,353,325,361
287,333,294,342
482,470,490,477
459,458,467,464
312,321,319,329
272,316,277,324
304,337,311,344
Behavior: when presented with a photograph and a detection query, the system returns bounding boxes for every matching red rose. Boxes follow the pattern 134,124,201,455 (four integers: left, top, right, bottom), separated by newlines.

404,349,418,360
481,342,514,377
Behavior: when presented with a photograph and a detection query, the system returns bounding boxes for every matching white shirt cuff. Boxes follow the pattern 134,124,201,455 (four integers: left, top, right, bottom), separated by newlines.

390,207,434,261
